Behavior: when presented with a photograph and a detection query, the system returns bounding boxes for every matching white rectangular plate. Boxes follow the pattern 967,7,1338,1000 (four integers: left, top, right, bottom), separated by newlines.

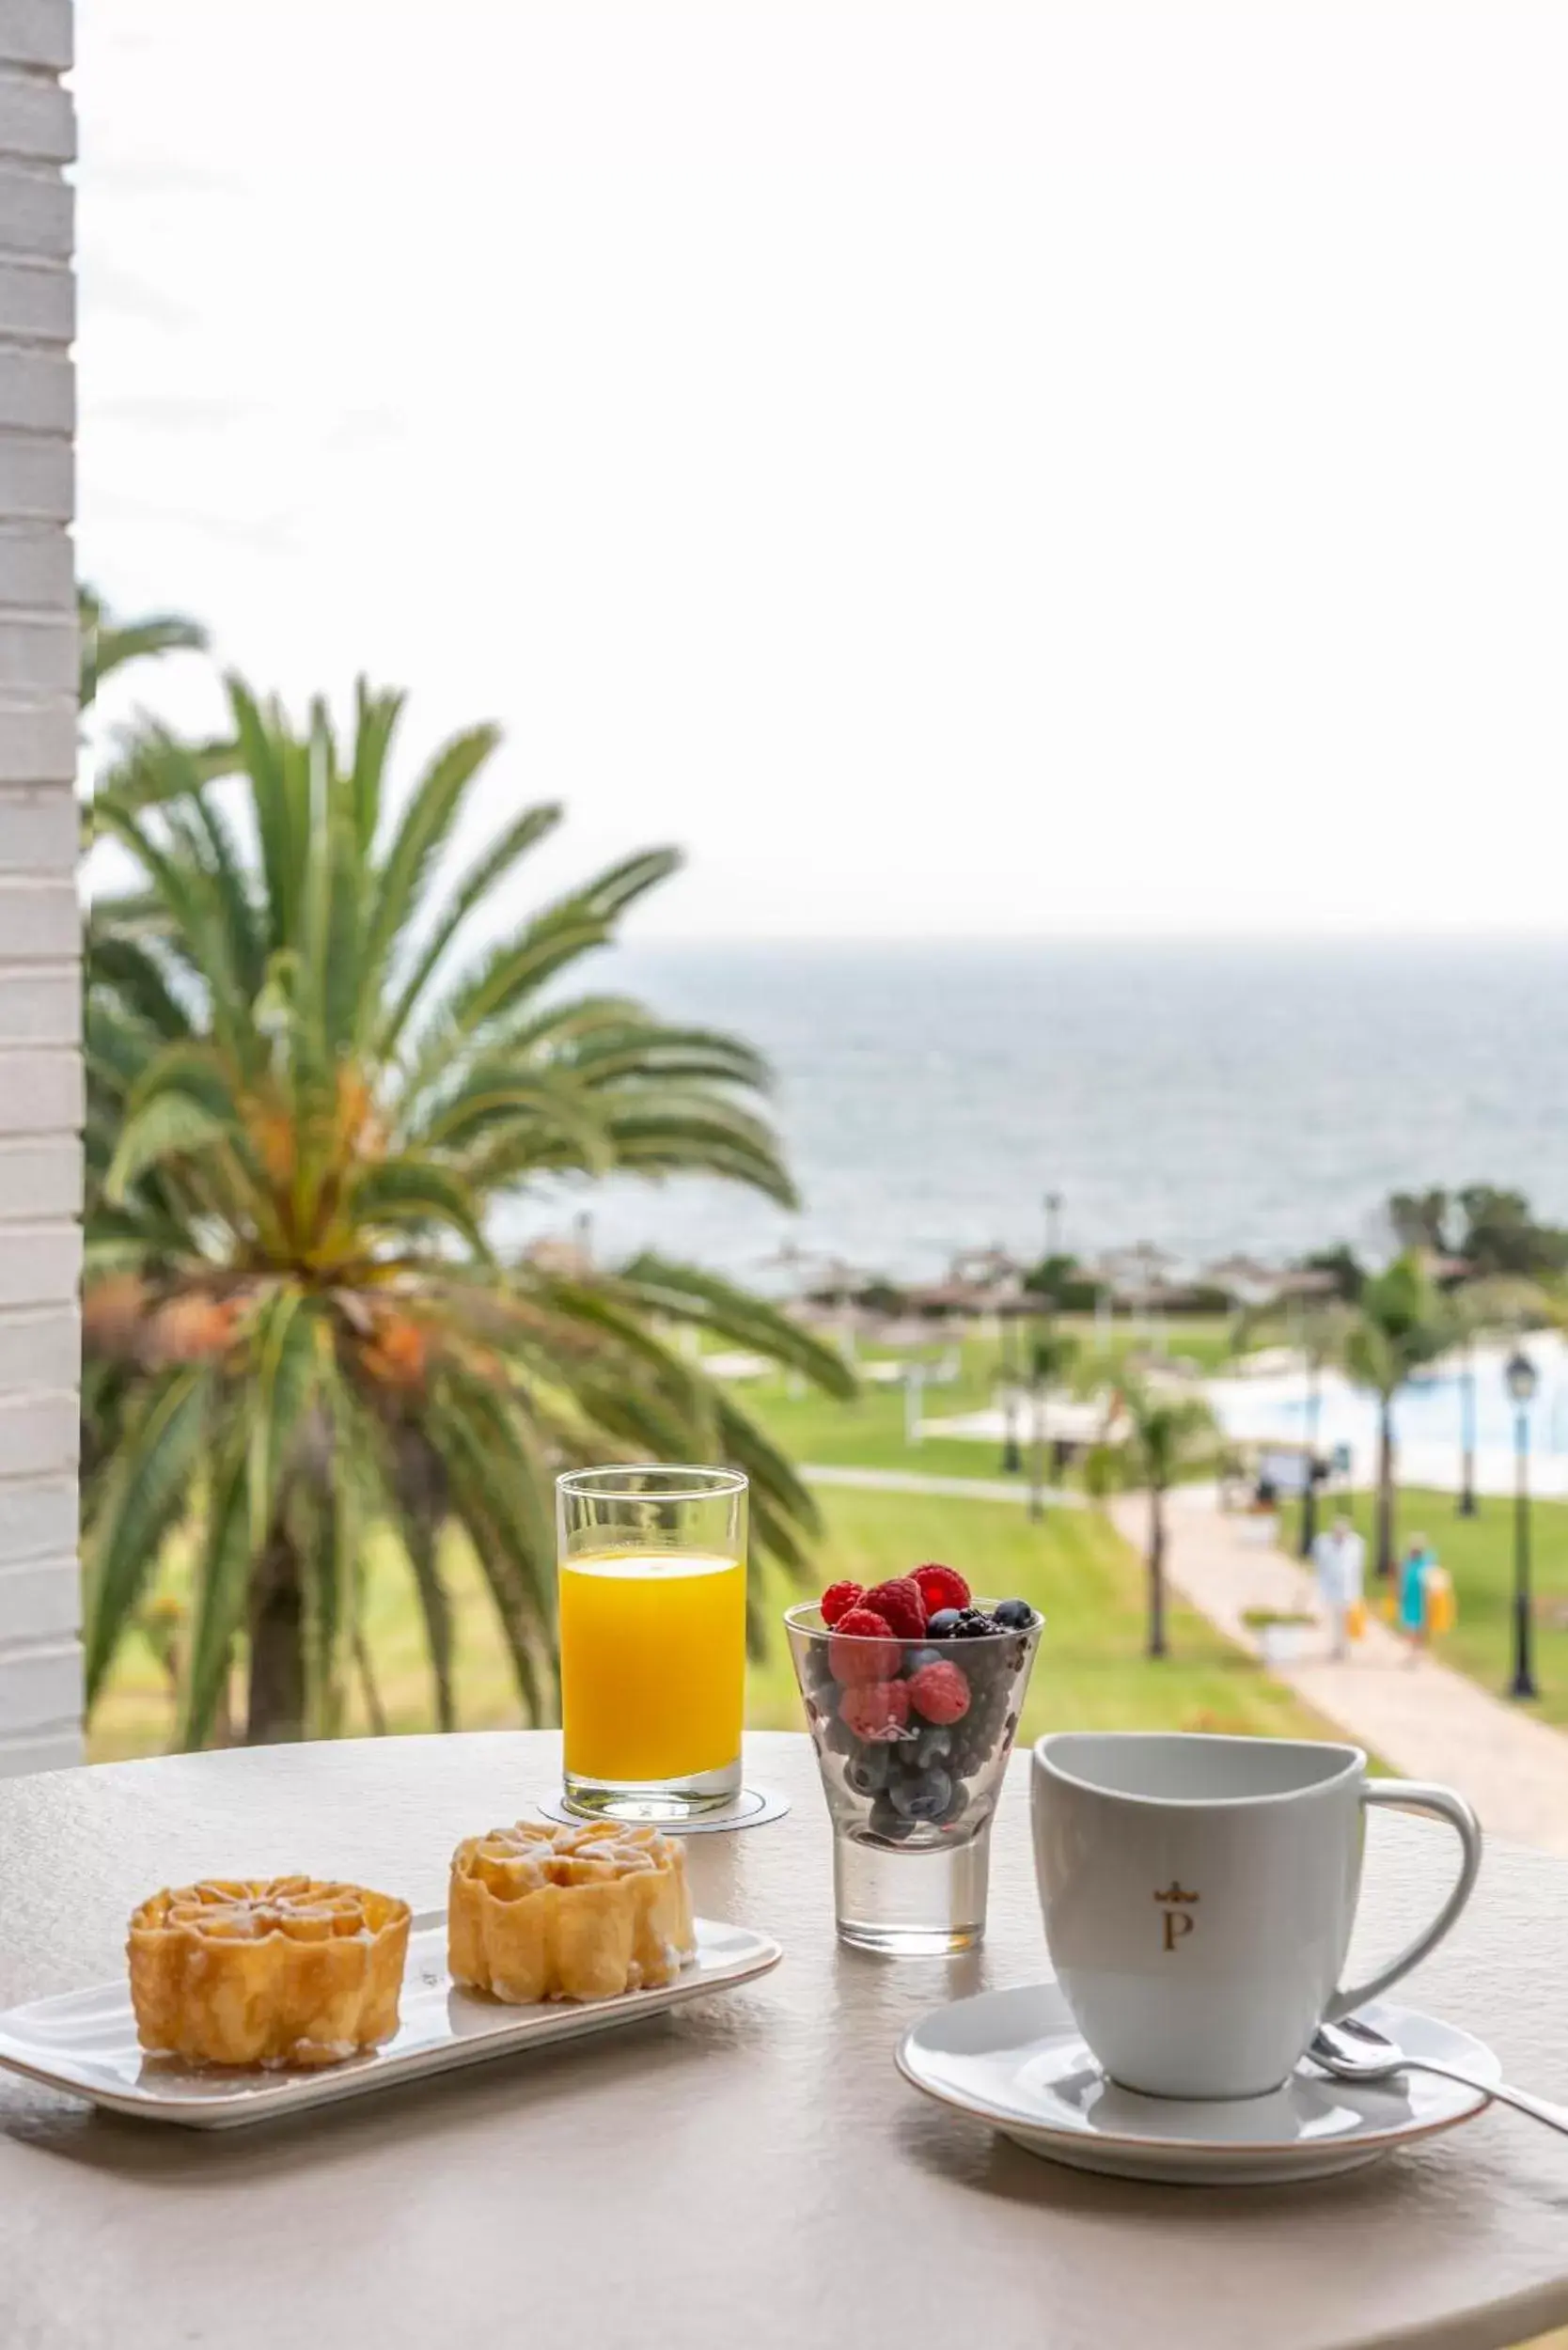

0,1913,781,2130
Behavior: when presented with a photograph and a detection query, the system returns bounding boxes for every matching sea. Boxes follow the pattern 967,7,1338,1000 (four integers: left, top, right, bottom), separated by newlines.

496,939,1568,1287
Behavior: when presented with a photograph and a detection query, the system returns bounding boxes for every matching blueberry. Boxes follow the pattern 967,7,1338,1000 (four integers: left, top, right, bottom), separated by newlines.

925,1609,964,1640
867,1794,914,1843
914,1725,954,1769
845,1746,892,1798
889,1764,954,1823
821,1713,859,1757
902,1644,944,1676
991,1598,1036,1630
936,1772,971,1825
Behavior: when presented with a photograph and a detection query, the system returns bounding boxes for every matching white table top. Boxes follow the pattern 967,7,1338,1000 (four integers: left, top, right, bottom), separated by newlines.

1,1730,1565,2350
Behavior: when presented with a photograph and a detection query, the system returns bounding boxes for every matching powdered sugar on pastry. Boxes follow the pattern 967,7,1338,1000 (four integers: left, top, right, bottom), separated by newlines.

127,1876,411,2068
447,1822,697,2004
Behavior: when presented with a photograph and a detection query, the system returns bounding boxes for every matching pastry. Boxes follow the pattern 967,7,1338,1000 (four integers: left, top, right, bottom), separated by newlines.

447,1820,696,2003
128,1876,412,2068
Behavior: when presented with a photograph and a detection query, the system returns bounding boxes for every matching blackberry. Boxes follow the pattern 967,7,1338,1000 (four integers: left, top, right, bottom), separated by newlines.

951,1608,995,1639
949,1672,1011,1774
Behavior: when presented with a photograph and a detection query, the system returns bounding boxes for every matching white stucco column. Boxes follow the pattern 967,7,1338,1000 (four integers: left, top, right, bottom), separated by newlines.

0,0,81,1774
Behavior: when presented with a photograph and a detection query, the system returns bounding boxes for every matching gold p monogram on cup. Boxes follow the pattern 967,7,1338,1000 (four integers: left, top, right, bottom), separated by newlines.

1154,1882,1199,1952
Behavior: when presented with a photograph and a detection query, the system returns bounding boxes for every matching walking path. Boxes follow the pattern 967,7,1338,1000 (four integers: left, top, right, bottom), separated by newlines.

802,1461,1568,1856
1109,1484,1568,1857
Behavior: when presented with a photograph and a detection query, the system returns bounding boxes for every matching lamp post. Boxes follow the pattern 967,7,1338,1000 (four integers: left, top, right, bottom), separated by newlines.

1505,1348,1538,1701
1298,1343,1322,1559
1028,1194,1063,1522
998,1308,1022,1474
1027,1336,1046,1521
1457,1333,1479,1517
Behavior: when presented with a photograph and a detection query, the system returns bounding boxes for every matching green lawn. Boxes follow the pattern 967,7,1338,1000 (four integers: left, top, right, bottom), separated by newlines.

1285,1485,1568,1729
734,1312,1236,1482
91,1471,1349,1762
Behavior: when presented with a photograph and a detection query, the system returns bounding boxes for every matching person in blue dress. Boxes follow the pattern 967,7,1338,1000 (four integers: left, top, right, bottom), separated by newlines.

1398,1535,1433,1664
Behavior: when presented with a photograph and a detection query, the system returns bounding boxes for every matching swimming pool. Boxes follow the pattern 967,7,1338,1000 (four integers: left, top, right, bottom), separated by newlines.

1206,1331,1568,1490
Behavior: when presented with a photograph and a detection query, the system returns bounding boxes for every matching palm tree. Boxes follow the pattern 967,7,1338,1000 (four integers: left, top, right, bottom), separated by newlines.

79,584,207,711
1341,1253,1454,1579
83,675,852,1747
1026,1324,1079,1521
79,584,213,848
1231,1291,1356,1557
1119,1383,1216,1659
1449,1274,1554,1516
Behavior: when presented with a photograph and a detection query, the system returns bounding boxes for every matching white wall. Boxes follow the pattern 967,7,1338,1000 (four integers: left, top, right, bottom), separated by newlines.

0,0,81,1775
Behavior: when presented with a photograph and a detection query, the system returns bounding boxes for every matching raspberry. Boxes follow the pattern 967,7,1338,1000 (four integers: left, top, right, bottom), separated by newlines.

913,1562,971,1615
839,1679,911,1741
820,1580,865,1627
865,1576,927,1639
827,1608,901,1684
907,1659,971,1726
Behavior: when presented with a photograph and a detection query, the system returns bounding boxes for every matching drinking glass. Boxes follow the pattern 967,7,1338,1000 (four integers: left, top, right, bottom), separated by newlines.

786,1601,1042,1954
557,1465,747,1823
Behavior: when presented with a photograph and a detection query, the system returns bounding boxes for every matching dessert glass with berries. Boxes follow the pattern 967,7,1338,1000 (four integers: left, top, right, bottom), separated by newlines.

784,1563,1042,1955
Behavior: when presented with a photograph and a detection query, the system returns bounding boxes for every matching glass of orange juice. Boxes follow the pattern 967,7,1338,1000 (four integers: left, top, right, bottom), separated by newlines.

557,1465,748,1822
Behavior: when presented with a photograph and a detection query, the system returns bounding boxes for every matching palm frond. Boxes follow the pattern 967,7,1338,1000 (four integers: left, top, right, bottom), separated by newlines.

426,1375,554,1721
348,679,407,854
79,585,207,709
245,1286,323,1550
359,722,502,1002
376,800,562,1059
86,932,192,1042
178,1431,253,1748
341,1155,493,1259
105,1088,234,1204
619,1256,853,1393
82,1366,211,1704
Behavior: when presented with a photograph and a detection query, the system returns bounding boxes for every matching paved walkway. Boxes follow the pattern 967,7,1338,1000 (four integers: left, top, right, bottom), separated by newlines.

802,1461,1568,1858
1110,1484,1568,1857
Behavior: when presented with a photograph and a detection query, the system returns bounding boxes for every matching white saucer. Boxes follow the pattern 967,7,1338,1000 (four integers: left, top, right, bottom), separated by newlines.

897,1982,1500,2186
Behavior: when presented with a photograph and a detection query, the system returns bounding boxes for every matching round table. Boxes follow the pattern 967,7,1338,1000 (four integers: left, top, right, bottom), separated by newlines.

2,1731,1567,2350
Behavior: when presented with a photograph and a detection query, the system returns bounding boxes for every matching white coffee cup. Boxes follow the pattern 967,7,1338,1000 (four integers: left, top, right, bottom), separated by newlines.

1031,1731,1482,2100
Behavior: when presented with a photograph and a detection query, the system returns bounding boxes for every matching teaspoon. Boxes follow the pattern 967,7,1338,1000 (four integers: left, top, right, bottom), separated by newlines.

1309,2014,1568,2139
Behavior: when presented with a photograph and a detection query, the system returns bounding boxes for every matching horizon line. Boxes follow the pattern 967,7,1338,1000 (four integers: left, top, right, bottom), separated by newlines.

617,927,1568,951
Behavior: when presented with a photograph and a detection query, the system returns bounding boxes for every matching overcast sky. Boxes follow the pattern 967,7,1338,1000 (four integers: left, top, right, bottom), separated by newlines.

76,0,1568,941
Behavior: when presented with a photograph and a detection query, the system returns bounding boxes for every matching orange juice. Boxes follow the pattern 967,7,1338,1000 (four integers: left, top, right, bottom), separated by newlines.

560,1550,746,1783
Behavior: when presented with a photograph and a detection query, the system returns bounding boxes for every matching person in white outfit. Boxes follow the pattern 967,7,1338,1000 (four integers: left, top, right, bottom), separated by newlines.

1311,1515,1366,1661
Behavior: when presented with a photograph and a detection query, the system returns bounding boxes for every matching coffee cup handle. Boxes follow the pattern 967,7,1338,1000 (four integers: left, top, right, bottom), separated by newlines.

1325,1781,1482,2022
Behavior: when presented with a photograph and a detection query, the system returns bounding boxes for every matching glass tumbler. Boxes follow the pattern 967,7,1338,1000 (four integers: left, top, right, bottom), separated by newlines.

786,1601,1042,1954
557,1465,747,1823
